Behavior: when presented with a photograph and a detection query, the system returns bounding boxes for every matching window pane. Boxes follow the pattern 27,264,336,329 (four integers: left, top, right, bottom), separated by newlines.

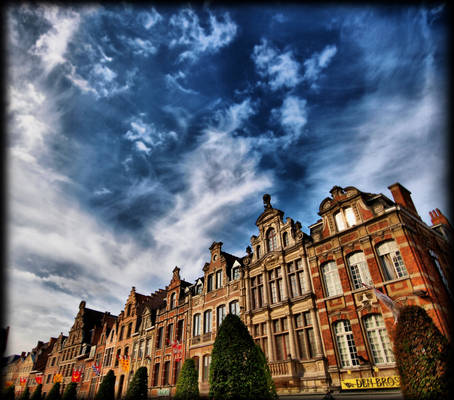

345,207,356,227
335,212,346,231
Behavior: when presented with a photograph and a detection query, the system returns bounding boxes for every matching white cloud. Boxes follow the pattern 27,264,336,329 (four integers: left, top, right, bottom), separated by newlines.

213,98,256,133
169,8,237,62
302,44,338,88
272,95,308,145
165,71,199,94
30,6,81,73
252,39,302,91
124,116,178,154
123,36,158,57
140,8,163,29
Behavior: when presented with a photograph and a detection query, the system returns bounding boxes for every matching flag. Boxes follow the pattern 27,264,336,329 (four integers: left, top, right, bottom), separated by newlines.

92,363,101,376
362,283,400,322
53,374,63,383
35,375,43,385
172,340,183,361
120,356,130,372
20,377,27,386
72,368,82,383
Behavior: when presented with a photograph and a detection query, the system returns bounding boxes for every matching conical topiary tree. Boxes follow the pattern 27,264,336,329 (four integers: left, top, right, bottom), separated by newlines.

174,358,199,400
3,385,15,400
30,384,42,400
394,305,453,399
209,313,275,400
94,370,116,400
62,382,77,400
45,382,61,400
19,386,30,400
124,367,148,400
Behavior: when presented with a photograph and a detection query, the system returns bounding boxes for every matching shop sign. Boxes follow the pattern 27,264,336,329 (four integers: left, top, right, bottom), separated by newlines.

341,375,400,390
157,388,170,395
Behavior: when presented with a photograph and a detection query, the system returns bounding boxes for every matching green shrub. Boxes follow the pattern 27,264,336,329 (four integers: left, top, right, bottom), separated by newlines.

61,382,77,400
45,382,61,400
19,386,30,400
94,370,116,400
394,305,453,400
124,367,148,400
209,313,275,400
175,358,199,400
30,384,42,400
255,345,278,400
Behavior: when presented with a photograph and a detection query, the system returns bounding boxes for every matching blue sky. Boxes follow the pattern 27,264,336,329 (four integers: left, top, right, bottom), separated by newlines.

6,4,449,354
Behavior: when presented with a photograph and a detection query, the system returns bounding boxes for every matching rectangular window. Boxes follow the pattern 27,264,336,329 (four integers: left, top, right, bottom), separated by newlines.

215,270,223,289
176,320,184,342
216,305,226,328
207,274,213,292
251,274,264,309
139,341,144,359
322,261,343,297
294,311,316,360
166,324,174,346
253,322,268,358
193,314,201,337
202,355,211,382
273,317,289,360
204,310,212,334
156,327,163,349
268,267,283,303
153,363,160,386
173,360,181,385
163,361,170,386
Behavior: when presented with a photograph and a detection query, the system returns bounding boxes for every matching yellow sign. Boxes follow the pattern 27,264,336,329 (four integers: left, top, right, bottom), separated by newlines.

53,374,63,383
341,375,400,390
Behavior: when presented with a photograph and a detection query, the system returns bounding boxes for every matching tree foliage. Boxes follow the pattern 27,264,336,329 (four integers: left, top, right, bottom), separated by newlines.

62,382,77,400
30,384,42,400
94,370,116,400
209,313,276,400
45,382,61,400
394,305,453,400
175,358,199,400
124,367,148,400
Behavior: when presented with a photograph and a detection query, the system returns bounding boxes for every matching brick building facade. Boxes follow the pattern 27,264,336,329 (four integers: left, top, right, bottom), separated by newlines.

3,183,452,397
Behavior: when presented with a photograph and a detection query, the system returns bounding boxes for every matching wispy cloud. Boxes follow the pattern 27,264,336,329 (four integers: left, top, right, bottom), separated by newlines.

124,115,178,154
165,71,199,94
302,44,337,89
212,98,257,134
169,8,237,62
271,95,308,145
252,39,302,91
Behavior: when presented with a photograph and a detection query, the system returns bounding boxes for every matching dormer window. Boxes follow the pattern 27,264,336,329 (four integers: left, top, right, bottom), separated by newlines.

232,266,240,281
195,283,203,295
267,228,277,251
334,207,356,231
282,231,289,247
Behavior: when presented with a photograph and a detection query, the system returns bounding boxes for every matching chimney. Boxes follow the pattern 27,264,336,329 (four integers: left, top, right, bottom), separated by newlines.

388,183,420,218
429,208,452,227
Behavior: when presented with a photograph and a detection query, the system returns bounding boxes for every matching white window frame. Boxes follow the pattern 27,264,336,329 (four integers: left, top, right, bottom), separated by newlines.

347,252,373,289
193,314,201,337
203,310,212,334
364,314,395,365
322,261,343,297
334,320,360,368
334,206,356,231
376,241,408,281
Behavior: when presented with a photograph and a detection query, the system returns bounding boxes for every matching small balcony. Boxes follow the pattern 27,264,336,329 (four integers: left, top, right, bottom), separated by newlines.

269,359,299,378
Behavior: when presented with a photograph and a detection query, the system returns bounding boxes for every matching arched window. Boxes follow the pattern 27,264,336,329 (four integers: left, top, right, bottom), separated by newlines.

321,261,343,297
376,240,408,281
203,310,212,334
282,231,289,247
229,300,240,316
333,320,360,367
347,252,372,289
267,228,277,251
363,314,394,364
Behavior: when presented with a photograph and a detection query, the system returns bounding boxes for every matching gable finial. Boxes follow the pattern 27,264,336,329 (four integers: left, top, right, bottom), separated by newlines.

263,193,272,209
